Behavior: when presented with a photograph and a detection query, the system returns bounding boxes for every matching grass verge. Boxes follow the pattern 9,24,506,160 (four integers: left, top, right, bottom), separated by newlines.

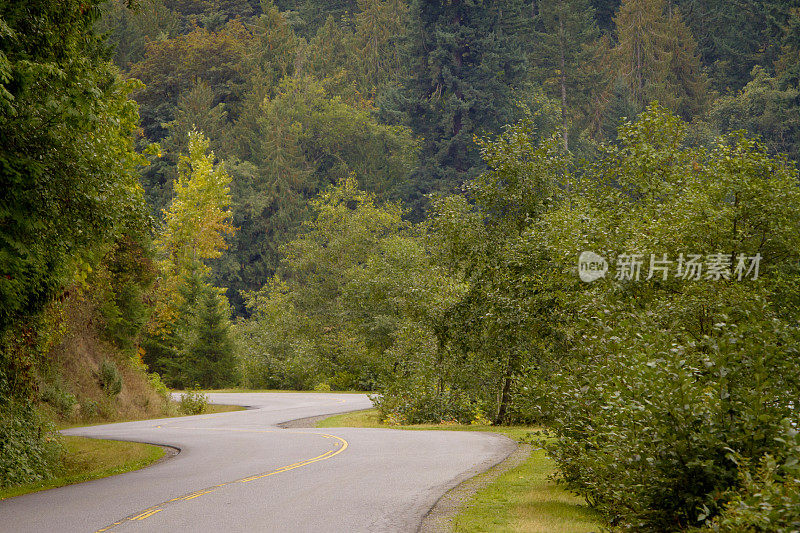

317,408,601,533
0,436,165,500
453,447,599,533
7,400,244,499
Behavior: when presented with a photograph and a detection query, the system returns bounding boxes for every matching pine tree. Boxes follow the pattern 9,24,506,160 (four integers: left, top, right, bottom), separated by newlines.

352,0,409,95
391,0,530,215
298,0,358,35
144,132,236,382
611,0,708,120
182,286,238,389
655,7,709,119
677,0,791,92
531,0,604,150
591,0,621,34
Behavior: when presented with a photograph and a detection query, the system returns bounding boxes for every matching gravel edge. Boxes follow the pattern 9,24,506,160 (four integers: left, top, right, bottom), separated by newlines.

418,443,533,533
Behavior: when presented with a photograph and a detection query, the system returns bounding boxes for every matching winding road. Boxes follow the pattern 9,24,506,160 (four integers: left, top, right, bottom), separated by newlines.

0,393,516,532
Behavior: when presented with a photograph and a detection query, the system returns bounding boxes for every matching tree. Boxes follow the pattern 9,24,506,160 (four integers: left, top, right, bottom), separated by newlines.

531,0,605,149
216,75,417,314
238,177,448,391
145,131,236,384
297,0,357,35
158,131,234,274
431,119,571,423
710,66,800,161
128,22,252,142
96,0,181,69
351,0,408,95
611,0,709,120
591,0,621,34
538,104,800,529
0,0,147,341
182,286,237,388
0,0,151,486
677,0,791,92
387,0,531,214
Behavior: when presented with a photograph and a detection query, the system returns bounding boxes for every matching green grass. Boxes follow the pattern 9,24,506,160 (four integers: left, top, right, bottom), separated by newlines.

0,436,165,500
6,401,245,499
453,447,600,533
317,408,601,533
202,403,246,414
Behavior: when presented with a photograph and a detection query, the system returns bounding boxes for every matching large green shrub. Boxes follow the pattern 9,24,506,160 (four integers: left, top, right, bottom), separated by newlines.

0,397,62,487
535,105,800,530
178,387,208,415
703,421,800,532
99,359,123,398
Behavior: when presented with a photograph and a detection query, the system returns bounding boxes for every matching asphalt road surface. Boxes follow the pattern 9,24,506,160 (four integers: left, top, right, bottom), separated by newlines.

0,393,516,532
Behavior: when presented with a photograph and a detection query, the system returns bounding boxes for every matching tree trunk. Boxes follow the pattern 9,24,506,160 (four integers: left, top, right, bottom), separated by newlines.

496,372,512,424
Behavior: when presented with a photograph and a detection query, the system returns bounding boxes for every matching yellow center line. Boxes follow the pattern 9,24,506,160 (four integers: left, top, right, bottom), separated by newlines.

237,449,339,483
130,509,160,521
131,509,162,520
180,489,214,501
93,432,348,533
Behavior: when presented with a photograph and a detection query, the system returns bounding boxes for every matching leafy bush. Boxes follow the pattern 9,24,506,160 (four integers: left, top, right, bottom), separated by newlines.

523,105,800,530
373,383,479,425
0,397,62,487
703,421,800,533
179,386,208,415
543,301,799,530
79,398,98,420
40,384,77,419
147,371,171,401
99,359,123,397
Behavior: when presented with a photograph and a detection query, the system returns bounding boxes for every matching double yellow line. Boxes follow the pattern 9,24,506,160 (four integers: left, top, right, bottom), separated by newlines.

94,432,348,532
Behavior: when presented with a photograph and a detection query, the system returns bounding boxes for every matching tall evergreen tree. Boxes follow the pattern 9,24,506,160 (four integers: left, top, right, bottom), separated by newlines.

677,0,792,92
182,285,238,388
389,0,530,215
591,0,621,34
297,0,358,35
611,0,708,120
351,0,409,95
531,0,604,150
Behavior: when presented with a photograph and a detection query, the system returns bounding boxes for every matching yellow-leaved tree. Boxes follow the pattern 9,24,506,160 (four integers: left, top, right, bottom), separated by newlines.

144,131,237,387
159,130,234,274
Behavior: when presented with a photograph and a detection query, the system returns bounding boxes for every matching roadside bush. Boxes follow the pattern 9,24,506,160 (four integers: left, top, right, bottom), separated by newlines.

179,386,208,415
40,383,77,419
373,382,478,424
0,397,62,487
702,420,800,533
99,359,123,397
147,371,170,401
79,398,99,420
545,304,799,530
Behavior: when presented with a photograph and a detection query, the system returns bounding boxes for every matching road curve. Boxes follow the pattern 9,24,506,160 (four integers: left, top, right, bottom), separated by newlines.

0,393,516,532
